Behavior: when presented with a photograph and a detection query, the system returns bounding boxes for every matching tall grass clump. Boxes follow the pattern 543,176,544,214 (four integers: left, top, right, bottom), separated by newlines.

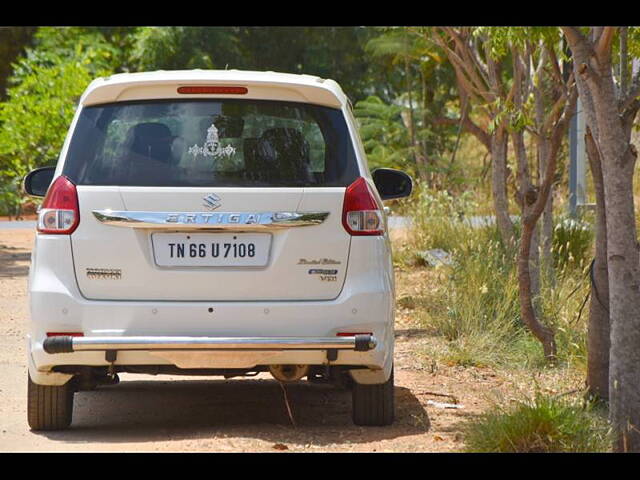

407,187,480,254
538,265,591,368
464,393,610,452
552,214,594,271
403,185,593,368
401,187,529,366
432,223,535,367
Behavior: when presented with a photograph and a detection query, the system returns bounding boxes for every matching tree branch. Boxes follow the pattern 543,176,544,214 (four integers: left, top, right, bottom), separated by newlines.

432,114,491,150
595,26,616,67
620,27,629,96
546,43,565,89
526,85,577,225
621,67,640,112
561,27,596,64
434,33,494,104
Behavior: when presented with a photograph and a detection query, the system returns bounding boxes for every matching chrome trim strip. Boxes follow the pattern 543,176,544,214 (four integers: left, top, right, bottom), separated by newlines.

92,210,330,230
68,335,377,351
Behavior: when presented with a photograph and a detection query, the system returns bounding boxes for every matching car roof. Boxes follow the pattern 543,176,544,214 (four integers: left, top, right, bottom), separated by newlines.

80,70,348,109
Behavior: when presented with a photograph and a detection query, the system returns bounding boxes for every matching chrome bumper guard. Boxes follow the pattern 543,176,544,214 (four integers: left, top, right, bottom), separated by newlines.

43,335,377,355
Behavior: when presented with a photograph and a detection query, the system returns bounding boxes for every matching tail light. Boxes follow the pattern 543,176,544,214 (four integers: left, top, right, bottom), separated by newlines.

37,176,80,234
342,177,384,236
177,86,248,94
46,332,84,337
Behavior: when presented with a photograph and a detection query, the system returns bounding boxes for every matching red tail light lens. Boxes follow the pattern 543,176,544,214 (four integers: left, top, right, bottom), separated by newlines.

37,176,80,234
46,332,84,337
177,86,248,94
342,177,384,236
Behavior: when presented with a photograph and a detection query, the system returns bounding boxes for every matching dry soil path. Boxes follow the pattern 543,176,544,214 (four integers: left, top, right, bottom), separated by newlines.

0,228,496,452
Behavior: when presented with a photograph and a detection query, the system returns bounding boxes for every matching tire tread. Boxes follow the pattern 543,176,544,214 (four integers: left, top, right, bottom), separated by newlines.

352,368,395,426
27,374,73,431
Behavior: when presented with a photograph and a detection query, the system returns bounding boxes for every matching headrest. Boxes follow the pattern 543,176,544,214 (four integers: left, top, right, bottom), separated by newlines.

256,128,309,167
129,122,174,163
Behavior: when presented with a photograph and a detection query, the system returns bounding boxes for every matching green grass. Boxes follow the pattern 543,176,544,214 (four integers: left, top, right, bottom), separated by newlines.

463,393,611,452
398,184,592,369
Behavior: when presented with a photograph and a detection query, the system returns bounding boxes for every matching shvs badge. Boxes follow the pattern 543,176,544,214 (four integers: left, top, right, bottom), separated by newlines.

308,268,338,282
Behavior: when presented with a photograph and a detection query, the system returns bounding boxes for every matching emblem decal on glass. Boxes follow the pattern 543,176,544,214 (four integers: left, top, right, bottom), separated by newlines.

188,123,236,159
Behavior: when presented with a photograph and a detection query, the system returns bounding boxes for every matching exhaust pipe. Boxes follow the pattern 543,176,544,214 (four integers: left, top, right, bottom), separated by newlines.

269,364,309,382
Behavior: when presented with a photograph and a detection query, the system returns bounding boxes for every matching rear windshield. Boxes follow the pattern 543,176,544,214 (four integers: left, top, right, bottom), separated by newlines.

63,99,360,187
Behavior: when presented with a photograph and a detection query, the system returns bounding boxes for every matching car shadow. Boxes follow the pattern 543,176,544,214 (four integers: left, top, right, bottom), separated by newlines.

0,244,30,277
35,376,431,447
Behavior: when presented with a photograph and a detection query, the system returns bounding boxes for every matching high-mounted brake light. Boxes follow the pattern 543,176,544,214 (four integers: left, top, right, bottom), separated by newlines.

46,332,84,337
37,176,80,234
342,177,384,236
177,86,248,95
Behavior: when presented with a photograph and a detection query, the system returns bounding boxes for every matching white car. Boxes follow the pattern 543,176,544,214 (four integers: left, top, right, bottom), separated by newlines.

23,70,412,430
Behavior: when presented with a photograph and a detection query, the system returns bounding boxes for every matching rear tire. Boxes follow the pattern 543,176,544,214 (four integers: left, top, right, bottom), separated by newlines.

351,367,395,426
27,374,74,431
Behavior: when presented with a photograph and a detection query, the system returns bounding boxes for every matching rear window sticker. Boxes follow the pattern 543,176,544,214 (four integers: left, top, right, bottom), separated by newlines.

188,123,236,159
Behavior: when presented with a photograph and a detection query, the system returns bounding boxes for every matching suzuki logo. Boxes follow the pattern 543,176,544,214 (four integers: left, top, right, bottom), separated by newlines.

202,193,221,211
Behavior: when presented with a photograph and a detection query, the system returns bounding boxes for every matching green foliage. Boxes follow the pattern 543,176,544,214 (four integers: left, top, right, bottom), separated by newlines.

464,393,610,452
9,27,122,85
0,61,94,214
0,27,119,215
474,27,563,60
354,95,411,171
129,27,379,103
626,27,640,59
0,27,36,100
354,27,459,182
130,27,241,71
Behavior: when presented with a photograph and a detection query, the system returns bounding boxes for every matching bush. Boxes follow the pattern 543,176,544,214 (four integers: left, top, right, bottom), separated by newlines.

0,27,118,215
553,215,594,271
406,187,480,254
464,393,610,452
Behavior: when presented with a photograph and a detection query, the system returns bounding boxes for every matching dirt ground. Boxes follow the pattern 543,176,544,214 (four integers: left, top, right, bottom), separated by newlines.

0,227,515,452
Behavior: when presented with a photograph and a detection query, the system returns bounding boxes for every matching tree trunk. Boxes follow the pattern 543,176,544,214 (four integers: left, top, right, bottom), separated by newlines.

537,136,555,284
602,142,640,452
491,128,515,249
512,129,541,310
562,25,640,450
585,126,610,401
541,193,554,280
518,209,557,360
595,84,640,452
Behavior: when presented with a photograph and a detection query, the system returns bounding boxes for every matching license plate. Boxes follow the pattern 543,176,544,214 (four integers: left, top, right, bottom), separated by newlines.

152,233,271,267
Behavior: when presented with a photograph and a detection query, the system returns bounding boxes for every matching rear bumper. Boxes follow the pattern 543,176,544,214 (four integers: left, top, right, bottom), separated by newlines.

43,334,377,354
28,235,395,385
